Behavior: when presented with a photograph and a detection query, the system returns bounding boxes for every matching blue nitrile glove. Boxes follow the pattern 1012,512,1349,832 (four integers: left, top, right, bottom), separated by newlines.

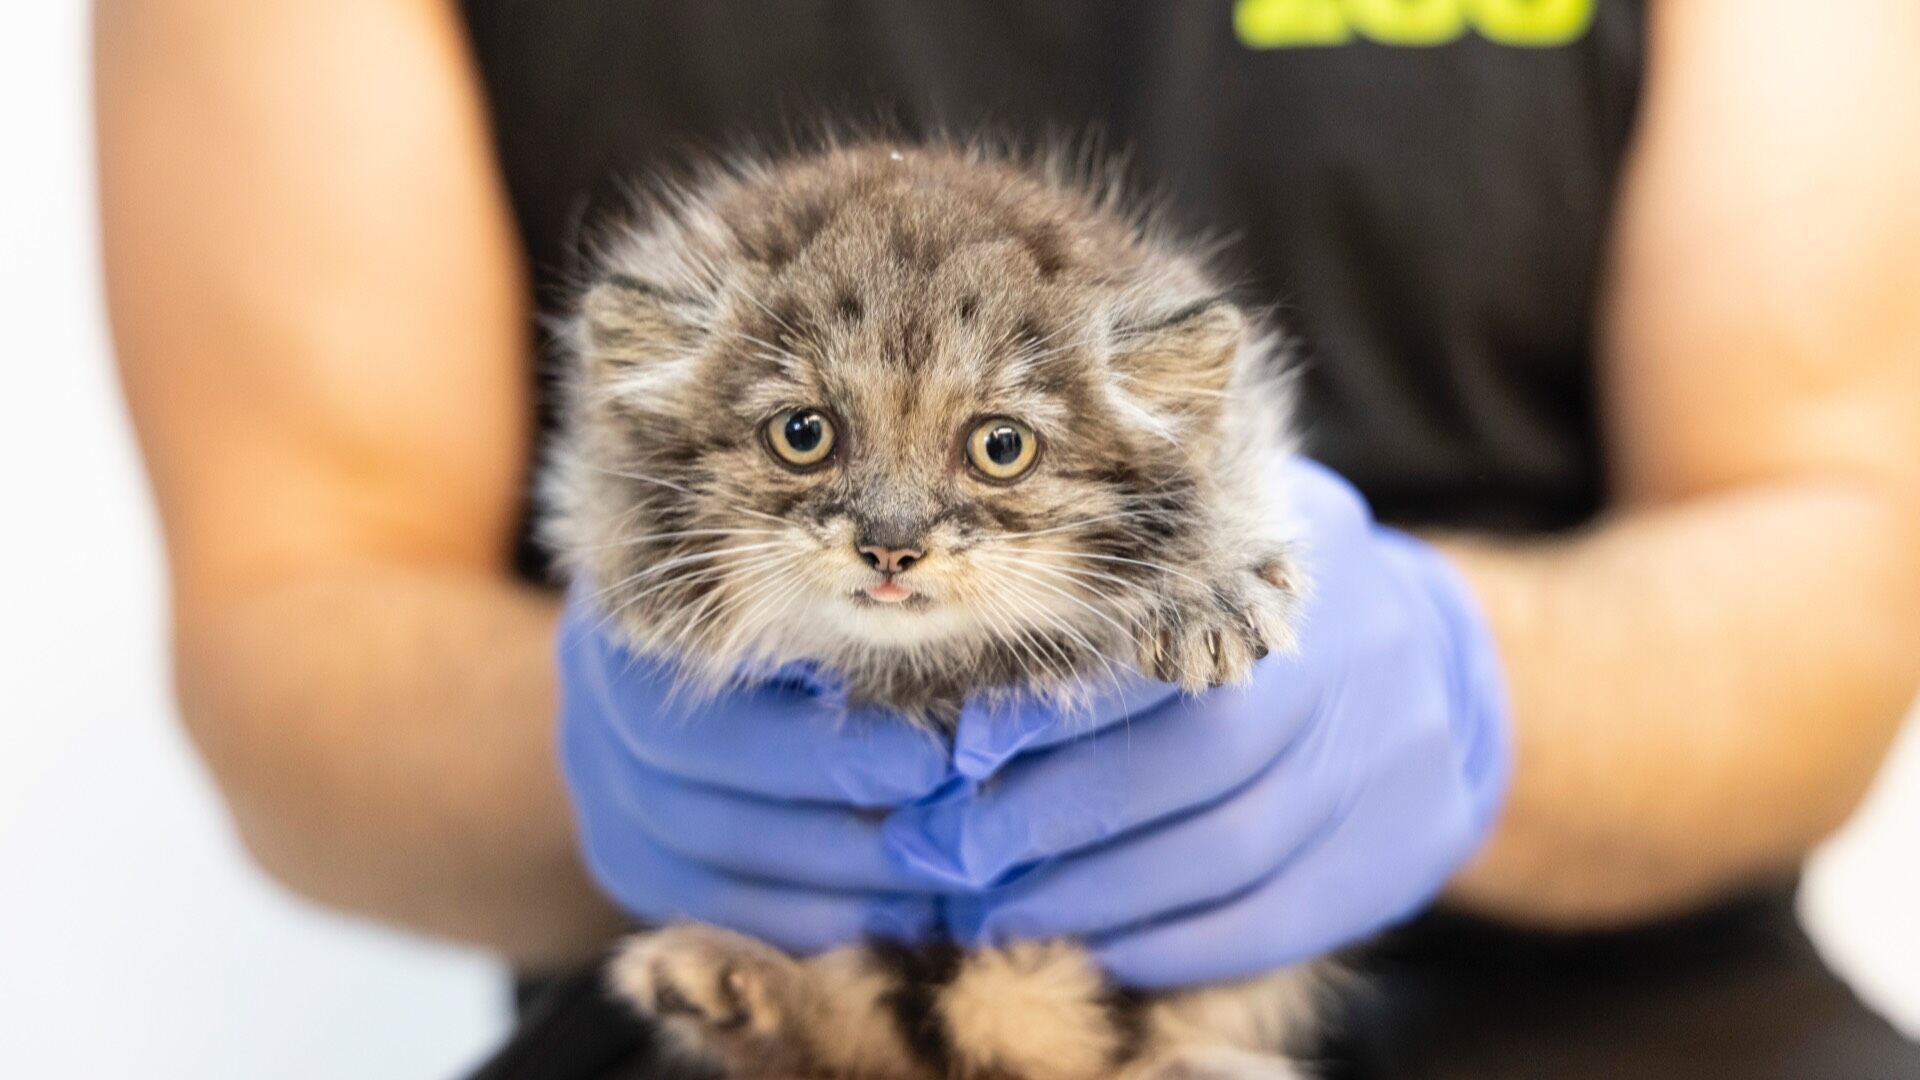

558,604,1189,952
558,618,951,952
558,458,1509,988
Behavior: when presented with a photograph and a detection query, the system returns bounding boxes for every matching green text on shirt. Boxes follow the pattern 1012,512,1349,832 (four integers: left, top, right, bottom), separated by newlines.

1235,0,1597,49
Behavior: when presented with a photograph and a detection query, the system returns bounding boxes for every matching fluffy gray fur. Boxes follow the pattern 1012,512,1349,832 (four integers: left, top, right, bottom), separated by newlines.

546,140,1333,1080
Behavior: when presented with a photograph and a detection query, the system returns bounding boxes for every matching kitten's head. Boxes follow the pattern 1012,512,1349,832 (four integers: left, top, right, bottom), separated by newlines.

548,144,1281,688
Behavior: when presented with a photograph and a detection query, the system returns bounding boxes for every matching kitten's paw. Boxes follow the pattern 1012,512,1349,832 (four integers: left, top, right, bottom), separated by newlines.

609,924,806,1070
1137,553,1299,692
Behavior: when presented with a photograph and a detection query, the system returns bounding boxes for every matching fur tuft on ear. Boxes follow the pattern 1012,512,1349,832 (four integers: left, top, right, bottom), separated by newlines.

578,274,711,388
1106,297,1247,419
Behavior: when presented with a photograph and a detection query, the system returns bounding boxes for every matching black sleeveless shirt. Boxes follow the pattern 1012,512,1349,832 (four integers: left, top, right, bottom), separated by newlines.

458,0,1646,579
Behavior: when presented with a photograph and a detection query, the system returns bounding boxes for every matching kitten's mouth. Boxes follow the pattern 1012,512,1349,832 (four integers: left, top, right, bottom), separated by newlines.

857,580,930,608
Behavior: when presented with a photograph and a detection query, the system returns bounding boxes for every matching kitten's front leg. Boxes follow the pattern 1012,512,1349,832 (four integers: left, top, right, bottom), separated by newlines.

1137,549,1300,692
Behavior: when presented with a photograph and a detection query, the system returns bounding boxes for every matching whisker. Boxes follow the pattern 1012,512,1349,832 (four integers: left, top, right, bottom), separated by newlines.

592,542,797,624
566,526,783,552
586,541,790,603
995,561,1145,642
1009,547,1211,589
643,559,787,666
716,557,815,660
599,548,795,621
990,508,1175,542
1006,557,1147,600
990,563,1132,687
978,575,1071,675
581,463,798,528
964,579,1053,685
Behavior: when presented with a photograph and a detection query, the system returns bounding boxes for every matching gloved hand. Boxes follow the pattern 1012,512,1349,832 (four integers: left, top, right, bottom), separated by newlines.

559,607,1195,951
888,460,1513,986
558,619,951,952
558,458,1510,988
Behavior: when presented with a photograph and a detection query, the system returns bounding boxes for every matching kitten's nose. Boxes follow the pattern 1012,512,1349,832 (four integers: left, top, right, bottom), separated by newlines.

857,544,924,575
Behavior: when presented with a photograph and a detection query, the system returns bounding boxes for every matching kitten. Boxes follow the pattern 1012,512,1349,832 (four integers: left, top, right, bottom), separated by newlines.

546,141,1330,1080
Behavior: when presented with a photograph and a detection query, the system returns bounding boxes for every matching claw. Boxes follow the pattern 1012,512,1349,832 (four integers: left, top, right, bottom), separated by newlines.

1156,626,1178,683
711,968,750,1029
652,970,702,1018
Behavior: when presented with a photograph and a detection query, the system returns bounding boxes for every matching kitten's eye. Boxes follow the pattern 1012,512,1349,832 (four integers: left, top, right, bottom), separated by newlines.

966,418,1039,482
765,409,837,469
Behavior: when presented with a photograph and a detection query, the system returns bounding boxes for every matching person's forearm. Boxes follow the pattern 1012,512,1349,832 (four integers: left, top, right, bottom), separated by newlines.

175,565,624,969
1438,479,1920,926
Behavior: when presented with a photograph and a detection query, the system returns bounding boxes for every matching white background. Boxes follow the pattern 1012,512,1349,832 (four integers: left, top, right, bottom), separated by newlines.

2,5,1915,1079
0,6,507,1079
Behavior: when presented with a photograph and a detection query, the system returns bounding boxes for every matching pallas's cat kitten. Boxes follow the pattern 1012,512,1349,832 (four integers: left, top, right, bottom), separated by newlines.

547,142,1328,1080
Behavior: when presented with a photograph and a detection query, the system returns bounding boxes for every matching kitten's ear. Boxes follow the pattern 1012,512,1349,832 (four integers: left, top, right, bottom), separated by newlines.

1107,298,1247,415
578,274,710,380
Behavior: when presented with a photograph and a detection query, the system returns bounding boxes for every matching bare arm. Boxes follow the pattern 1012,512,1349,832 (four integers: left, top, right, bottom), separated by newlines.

97,0,622,965
1445,0,1920,924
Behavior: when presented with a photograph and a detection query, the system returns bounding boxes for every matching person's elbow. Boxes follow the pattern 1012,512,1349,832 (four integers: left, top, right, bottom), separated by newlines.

167,579,368,909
